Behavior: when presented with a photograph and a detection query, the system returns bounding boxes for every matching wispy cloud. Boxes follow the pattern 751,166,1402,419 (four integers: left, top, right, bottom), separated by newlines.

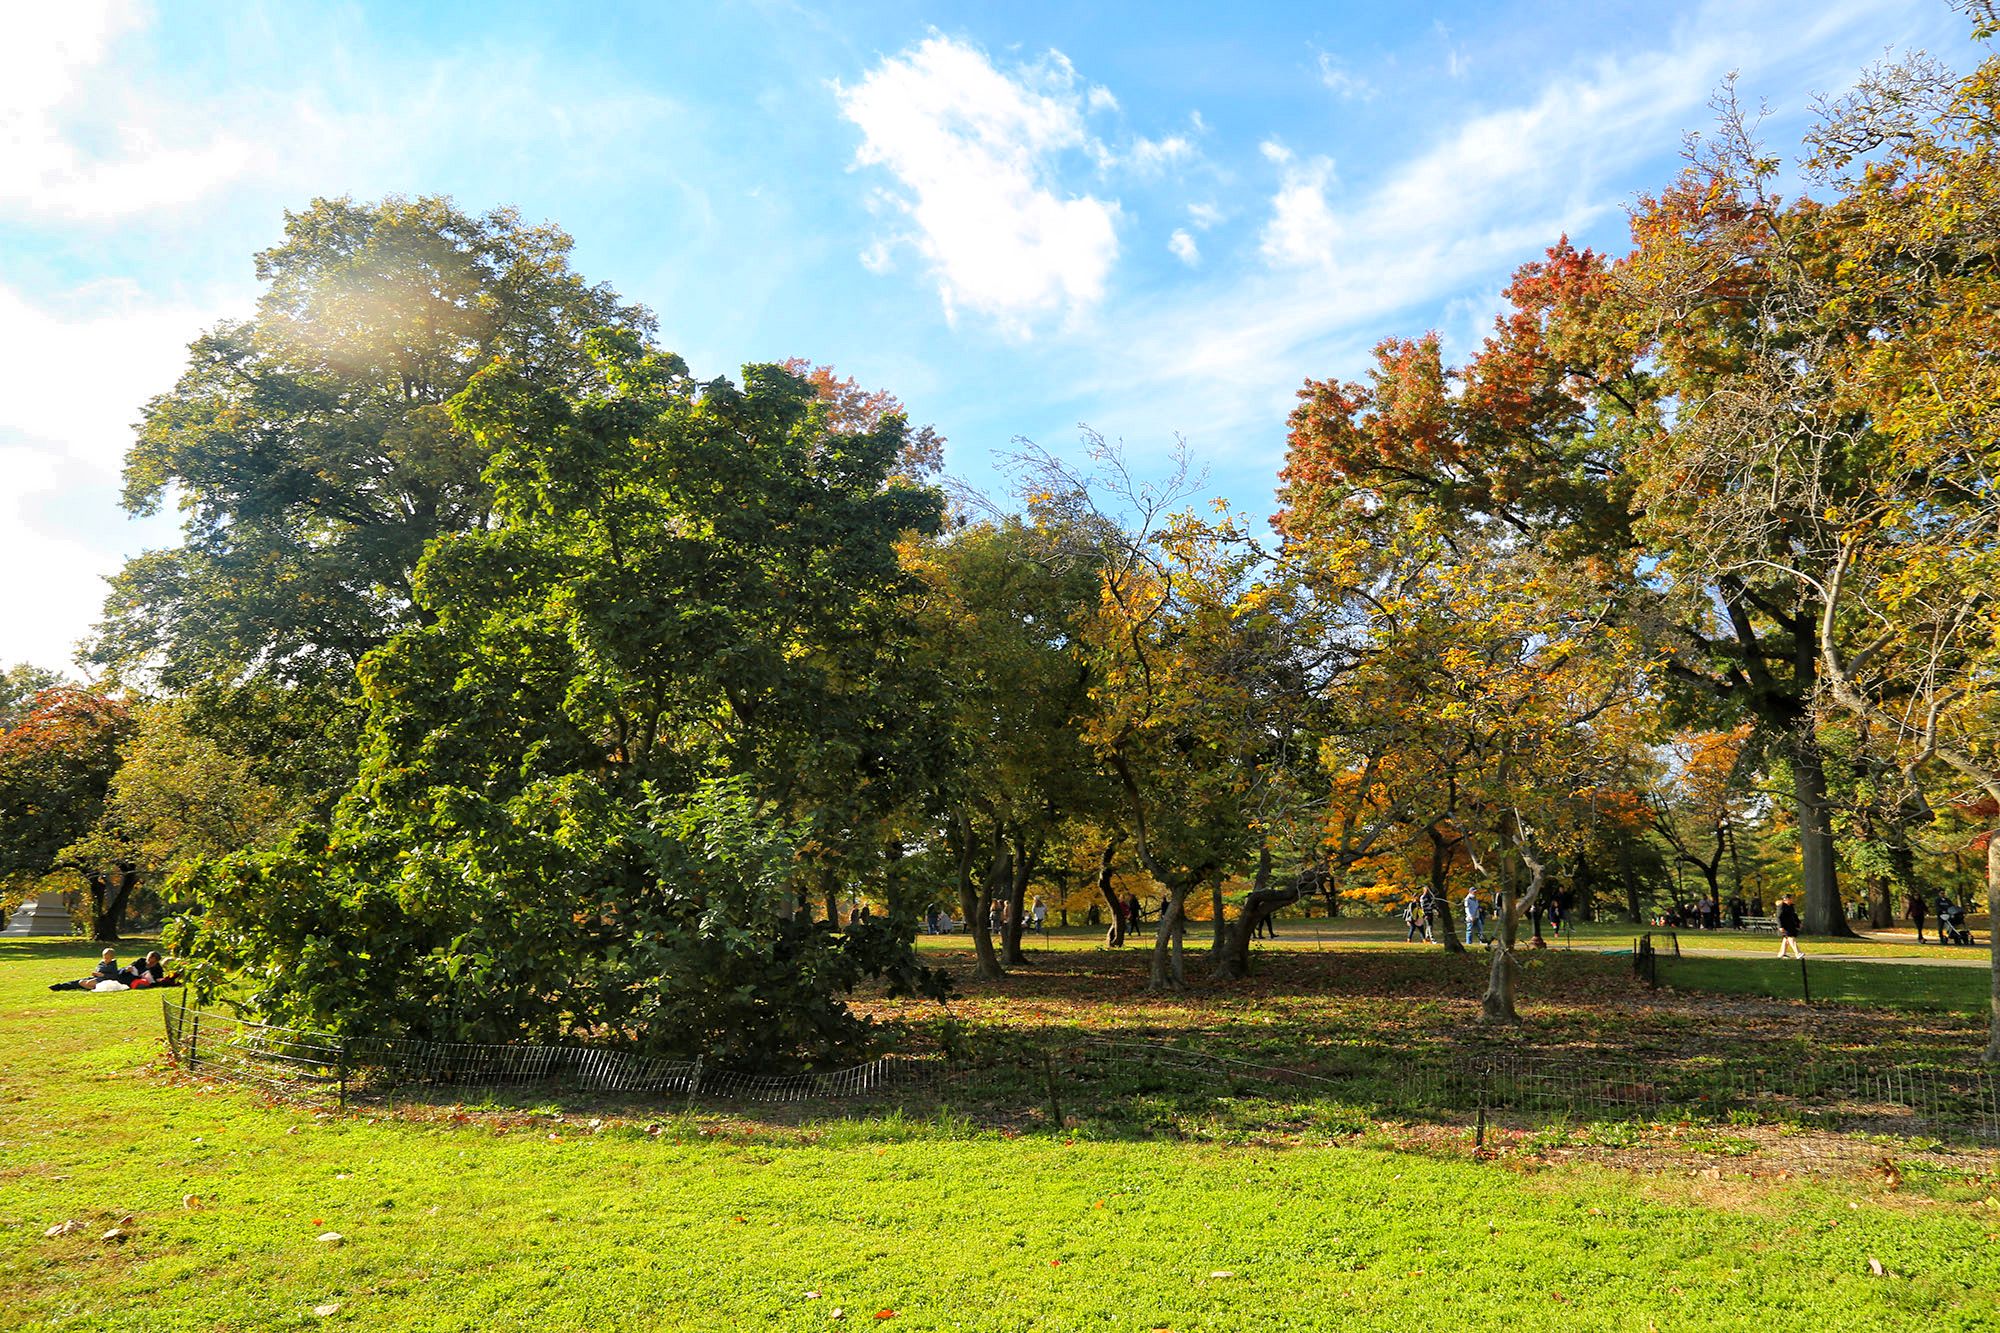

0,1,255,222
1316,52,1377,102
1168,229,1199,266
837,34,1121,337
1258,152,1338,270
1030,0,1943,468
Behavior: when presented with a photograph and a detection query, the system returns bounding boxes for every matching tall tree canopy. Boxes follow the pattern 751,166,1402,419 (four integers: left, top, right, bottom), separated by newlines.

94,196,653,802
172,337,949,1064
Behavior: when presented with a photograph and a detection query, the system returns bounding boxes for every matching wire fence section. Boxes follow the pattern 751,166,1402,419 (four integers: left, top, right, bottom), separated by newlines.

162,999,1998,1145
1066,1036,1998,1146
1397,1051,2000,1144
162,998,938,1107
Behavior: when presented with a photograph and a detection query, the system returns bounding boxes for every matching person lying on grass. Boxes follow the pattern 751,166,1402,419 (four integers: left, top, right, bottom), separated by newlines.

47,949,182,992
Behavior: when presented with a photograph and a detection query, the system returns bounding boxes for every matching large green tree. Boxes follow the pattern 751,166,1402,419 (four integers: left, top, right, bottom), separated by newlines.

173,337,948,1064
94,196,653,803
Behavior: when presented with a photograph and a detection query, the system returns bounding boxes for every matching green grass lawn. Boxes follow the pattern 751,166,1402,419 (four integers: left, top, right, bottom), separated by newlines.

5,936,1999,1331
1659,954,1994,1011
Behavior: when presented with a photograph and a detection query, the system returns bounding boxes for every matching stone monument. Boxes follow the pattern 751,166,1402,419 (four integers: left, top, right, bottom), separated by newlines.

3,893,75,936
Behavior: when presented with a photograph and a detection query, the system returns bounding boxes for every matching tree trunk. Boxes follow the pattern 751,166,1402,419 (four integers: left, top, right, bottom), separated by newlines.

1791,740,1853,936
1149,879,1192,991
87,868,137,943
1984,826,1999,1065
1096,838,1125,948
1866,874,1894,930
1619,839,1643,923
1483,862,1520,1023
1429,827,1465,954
1482,841,1547,1024
954,820,1005,981
1215,844,1297,981
1209,878,1226,957
1002,832,1033,965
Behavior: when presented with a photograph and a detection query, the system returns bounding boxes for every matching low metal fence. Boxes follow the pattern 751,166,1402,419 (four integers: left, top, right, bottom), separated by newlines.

162,998,1999,1145
162,998,939,1108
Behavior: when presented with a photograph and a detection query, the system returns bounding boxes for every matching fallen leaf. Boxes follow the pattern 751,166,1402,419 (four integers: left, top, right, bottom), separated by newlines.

101,1228,128,1243
183,1195,203,1210
313,1304,341,1317
1867,1258,1885,1277
1208,1271,1234,1279
874,1313,895,1321
830,1309,844,1321
318,1232,344,1246
803,1291,820,1300
43,1220,84,1238
116,1214,136,1227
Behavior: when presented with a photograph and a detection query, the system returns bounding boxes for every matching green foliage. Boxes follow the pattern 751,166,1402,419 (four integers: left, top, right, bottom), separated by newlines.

170,336,950,1067
173,777,947,1066
93,196,655,808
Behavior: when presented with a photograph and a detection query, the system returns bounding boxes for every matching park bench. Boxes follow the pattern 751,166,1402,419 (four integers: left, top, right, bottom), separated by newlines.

1743,915,1777,932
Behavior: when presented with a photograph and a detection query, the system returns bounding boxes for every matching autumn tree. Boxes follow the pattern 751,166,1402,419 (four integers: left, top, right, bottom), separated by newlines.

0,688,134,939
1778,29,2000,1058
1282,189,1863,934
1647,726,1757,911
906,510,1112,978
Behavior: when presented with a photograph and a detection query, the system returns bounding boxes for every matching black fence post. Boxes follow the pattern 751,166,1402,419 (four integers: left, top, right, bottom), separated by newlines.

187,1010,201,1074
1799,955,1811,1004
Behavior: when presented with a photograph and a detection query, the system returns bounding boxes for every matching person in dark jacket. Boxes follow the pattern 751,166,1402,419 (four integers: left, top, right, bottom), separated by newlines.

1907,891,1929,944
1776,896,1804,959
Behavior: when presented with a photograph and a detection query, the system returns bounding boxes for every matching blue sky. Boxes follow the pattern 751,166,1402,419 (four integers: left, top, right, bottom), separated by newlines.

0,0,1983,671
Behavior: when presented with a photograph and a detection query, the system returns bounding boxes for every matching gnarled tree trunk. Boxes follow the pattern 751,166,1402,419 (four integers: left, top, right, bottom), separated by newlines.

1215,842,1301,980
1096,837,1125,947
1482,839,1547,1024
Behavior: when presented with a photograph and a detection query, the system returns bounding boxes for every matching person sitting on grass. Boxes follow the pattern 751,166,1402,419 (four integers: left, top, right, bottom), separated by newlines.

1776,896,1804,959
121,951,175,987
48,949,122,991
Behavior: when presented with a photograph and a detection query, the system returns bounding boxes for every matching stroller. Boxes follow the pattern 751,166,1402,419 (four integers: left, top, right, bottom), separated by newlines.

1939,899,1973,946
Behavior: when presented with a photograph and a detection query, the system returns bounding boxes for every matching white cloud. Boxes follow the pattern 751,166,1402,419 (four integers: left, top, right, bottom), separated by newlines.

1316,53,1376,102
1187,202,1224,230
1168,229,1200,266
838,35,1121,336
1032,0,1939,468
0,281,219,475
1129,134,1195,174
1087,85,1120,113
0,278,221,671
1259,156,1338,270
0,1,257,222
1436,22,1470,79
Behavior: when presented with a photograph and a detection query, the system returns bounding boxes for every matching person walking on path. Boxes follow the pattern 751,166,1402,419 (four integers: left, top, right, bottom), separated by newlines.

1404,898,1424,942
1776,895,1804,959
1463,887,1486,946
1907,891,1929,944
